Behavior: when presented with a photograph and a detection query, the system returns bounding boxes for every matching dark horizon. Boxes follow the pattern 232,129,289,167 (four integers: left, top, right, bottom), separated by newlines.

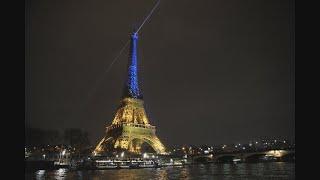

25,0,295,147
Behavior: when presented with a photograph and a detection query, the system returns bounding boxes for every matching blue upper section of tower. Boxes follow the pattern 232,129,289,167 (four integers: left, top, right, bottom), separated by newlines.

123,32,142,99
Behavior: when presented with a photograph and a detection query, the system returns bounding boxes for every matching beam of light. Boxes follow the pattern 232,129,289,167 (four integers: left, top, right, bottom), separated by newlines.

87,40,130,99
84,0,161,103
135,0,161,34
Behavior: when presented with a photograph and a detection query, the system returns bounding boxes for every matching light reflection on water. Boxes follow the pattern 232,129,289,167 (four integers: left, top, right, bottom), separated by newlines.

26,162,295,180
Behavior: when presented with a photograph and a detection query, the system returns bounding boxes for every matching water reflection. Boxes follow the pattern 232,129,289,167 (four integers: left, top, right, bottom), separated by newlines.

179,167,190,180
154,168,168,180
35,170,45,180
54,168,67,180
27,162,294,180
76,170,83,180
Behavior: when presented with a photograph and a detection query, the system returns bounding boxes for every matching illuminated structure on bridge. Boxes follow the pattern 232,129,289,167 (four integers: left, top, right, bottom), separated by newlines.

191,149,295,163
93,32,166,156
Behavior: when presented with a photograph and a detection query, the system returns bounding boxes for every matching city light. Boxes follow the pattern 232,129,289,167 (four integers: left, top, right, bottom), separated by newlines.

25,0,295,178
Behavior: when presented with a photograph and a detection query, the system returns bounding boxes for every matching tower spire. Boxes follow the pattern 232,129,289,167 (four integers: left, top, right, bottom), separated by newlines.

123,31,142,99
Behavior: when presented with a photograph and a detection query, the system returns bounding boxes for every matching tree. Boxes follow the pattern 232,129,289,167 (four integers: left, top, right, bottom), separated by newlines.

25,128,62,147
63,128,90,151
25,128,46,147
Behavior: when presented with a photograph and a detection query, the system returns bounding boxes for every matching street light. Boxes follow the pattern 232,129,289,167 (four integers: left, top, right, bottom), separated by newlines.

121,152,124,158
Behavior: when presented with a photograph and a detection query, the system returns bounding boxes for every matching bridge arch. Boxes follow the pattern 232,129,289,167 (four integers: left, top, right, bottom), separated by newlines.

193,156,213,163
215,155,238,163
244,153,268,162
280,152,295,161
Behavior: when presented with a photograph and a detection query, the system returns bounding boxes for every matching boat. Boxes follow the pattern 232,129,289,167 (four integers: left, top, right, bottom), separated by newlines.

116,160,131,168
138,160,159,168
94,159,160,169
95,160,118,169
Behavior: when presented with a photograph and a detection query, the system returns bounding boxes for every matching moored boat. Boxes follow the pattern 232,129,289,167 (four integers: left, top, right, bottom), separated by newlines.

95,160,118,169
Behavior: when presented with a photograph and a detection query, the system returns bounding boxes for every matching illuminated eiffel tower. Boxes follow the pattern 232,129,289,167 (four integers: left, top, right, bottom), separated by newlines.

93,32,166,155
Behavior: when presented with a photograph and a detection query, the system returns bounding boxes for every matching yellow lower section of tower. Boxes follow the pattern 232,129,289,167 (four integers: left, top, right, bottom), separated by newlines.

93,98,167,155
93,124,166,155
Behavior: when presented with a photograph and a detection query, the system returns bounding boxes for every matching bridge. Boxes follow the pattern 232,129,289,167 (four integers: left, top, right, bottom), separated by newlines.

191,149,295,163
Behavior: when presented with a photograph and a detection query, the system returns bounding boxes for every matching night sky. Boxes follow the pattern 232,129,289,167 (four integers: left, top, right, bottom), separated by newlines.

25,0,295,146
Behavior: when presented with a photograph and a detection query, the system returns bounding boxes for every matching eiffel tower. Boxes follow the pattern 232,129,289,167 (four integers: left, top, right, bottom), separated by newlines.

93,32,166,155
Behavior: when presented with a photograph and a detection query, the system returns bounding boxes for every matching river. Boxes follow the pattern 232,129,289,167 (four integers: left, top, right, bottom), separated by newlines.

26,162,295,180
